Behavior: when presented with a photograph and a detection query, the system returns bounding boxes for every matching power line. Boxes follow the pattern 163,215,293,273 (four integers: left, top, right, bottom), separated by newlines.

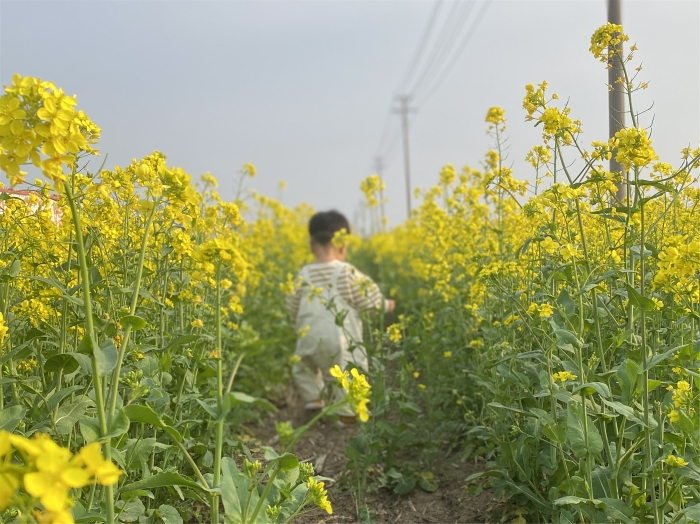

406,0,476,99
396,0,445,95
415,0,492,107
373,0,443,161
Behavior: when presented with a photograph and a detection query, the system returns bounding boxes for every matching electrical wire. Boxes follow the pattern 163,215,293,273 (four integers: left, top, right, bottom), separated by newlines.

415,0,492,107
396,0,444,95
405,0,476,100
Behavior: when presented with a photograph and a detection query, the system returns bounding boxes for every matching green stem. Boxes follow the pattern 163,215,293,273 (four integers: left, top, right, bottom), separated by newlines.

212,265,224,524
64,183,114,523
107,203,158,420
248,466,280,524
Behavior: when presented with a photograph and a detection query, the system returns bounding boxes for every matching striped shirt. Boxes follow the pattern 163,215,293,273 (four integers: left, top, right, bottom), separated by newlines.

285,260,387,320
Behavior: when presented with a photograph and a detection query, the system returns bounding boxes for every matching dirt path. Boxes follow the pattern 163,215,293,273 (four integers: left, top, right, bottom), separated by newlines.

248,394,494,524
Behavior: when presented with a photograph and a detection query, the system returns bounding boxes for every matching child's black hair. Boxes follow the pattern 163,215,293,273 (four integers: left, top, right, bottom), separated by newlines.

309,210,350,245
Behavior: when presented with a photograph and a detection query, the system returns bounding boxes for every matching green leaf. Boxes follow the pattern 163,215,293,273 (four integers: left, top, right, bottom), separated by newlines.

8,259,20,278
44,353,80,374
566,401,603,459
678,409,696,436
221,457,253,520
543,423,566,444
226,391,276,414
76,334,118,377
163,335,200,351
271,452,299,472
393,476,417,495
552,328,583,350
104,408,131,440
572,382,611,399
120,315,148,331
79,416,101,444
97,339,119,376
601,399,648,428
196,399,220,420
0,405,27,432
599,498,635,524
75,514,107,523
47,386,84,410
55,399,93,435
122,404,182,443
116,499,146,523
418,476,438,492
69,352,94,374
151,505,183,524
118,472,205,495
554,496,604,507
640,344,688,372
557,289,576,317
624,283,655,311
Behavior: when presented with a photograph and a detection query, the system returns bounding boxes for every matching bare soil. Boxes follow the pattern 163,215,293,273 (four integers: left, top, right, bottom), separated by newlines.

246,391,495,524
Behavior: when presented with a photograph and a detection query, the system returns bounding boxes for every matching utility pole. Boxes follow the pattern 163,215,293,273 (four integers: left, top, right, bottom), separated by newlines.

373,155,387,231
608,0,626,201
393,95,417,219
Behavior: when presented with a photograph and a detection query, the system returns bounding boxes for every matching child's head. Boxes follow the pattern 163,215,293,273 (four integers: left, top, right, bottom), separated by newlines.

309,210,350,261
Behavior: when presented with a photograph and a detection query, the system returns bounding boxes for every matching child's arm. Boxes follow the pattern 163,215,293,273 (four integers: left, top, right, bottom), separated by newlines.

345,266,394,314
285,274,303,320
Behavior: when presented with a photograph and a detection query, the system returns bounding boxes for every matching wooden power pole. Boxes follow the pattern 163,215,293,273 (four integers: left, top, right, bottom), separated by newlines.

394,95,417,219
608,0,626,201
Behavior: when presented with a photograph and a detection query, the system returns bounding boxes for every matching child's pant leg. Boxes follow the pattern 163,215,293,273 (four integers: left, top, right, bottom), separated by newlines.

292,354,324,402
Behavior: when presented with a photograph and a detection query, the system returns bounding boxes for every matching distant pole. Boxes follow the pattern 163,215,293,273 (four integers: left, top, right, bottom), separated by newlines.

608,0,626,201
393,95,417,219
374,156,386,231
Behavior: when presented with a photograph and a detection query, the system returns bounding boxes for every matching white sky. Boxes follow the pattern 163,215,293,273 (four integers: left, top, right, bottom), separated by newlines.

1,0,698,229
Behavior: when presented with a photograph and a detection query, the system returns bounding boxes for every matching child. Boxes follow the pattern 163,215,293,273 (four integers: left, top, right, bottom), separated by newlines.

285,210,394,423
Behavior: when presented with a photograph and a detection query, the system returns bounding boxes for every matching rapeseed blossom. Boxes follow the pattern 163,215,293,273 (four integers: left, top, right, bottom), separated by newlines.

387,323,402,343
552,371,577,384
307,477,332,514
0,431,121,522
330,365,372,422
665,454,688,468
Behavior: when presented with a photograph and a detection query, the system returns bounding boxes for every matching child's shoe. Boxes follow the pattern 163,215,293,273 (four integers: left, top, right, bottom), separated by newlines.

337,415,357,427
304,399,325,411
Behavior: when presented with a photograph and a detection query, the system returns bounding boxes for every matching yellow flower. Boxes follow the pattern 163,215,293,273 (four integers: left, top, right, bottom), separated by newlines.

387,324,402,343
331,227,350,248
613,127,657,169
16,434,89,514
330,365,350,390
191,319,204,329
540,236,559,255
672,380,692,408
590,23,629,62
360,175,385,207
72,443,122,486
0,312,8,345
443,351,452,358
298,325,310,339
560,243,582,262
413,371,420,379
552,371,577,384
418,384,426,390
665,454,688,468
307,477,332,514
538,303,554,318
485,106,506,127
668,409,680,423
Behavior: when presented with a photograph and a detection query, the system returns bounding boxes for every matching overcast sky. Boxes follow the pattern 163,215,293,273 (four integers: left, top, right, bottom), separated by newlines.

1,0,698,228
